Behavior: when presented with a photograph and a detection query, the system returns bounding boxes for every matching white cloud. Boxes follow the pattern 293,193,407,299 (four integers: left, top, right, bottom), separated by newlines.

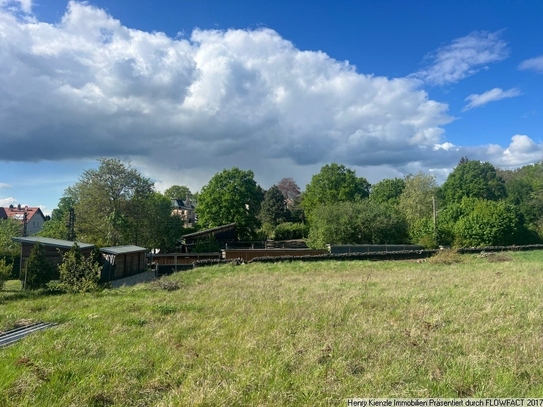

0,197,16,206
463,87,521,111
0,3,538,192
0,183,11,188
0,1,454,185
519,56,543,73
414,31,509,85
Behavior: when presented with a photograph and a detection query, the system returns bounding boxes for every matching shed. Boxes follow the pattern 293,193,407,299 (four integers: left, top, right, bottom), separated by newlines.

12,237,95,279
100,245,149,281
181,223,237,250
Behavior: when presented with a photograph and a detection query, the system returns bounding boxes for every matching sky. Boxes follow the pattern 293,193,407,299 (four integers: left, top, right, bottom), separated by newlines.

1,0,542,215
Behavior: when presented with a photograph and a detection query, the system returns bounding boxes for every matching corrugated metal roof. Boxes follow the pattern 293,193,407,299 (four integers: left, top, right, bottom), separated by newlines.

100,245,148,255
12,236,94,249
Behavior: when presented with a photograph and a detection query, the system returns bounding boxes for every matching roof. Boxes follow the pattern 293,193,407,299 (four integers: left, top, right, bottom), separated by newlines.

2,206,45,222
171,198,195,210
182,223,237,239
100,245,149,255
11,236,94,250
0,207,7,220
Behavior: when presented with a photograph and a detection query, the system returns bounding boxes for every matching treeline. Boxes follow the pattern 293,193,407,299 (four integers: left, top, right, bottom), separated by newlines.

2,157,543,257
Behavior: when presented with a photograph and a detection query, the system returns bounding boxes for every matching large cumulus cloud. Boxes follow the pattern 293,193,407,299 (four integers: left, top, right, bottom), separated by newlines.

0,1,540,190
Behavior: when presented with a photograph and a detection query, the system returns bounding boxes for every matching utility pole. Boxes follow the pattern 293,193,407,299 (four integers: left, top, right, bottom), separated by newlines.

23,211,27,237
67,208,76,241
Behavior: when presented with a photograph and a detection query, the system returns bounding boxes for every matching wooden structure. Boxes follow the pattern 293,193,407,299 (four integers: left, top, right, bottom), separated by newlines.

100,245,148,281
152,252,221,266
12,237,94,278
222,249,327,262
181,223,237,251
151,252,221,276
328,244,424,254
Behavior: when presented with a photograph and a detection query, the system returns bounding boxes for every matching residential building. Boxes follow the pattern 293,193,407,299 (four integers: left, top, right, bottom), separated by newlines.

1,204,46,235
171,198,196,228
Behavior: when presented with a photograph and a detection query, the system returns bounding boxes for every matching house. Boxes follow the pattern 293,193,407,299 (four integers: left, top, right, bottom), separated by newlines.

171,198,196,227
2,204,46,235
100,245,149,281
12,236,95,279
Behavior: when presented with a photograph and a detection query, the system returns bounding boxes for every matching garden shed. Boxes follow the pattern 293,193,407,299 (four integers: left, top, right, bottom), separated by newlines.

12,237,95,278
100,245,148,281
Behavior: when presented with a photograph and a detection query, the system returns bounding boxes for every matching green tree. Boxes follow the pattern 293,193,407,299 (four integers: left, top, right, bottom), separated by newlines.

441,159,506,205
163,185,192,201
260,185,287,226
398,172,438,245
302,163,370,220
39,196,76,240
141,192,184,252
0,218,21,255
197,168,264,240
57,244,102,293
370,178,405,205
453,198,521,247
65,158,154,247
306,200,409,249
23,243,55,290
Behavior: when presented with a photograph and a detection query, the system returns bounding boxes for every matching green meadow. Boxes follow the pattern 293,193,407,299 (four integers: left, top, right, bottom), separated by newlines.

2,251,543,406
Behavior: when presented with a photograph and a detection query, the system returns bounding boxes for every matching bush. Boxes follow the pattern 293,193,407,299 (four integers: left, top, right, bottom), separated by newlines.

23,243,56,290
57,243,102,293
0,257,12,289
273,222,308,240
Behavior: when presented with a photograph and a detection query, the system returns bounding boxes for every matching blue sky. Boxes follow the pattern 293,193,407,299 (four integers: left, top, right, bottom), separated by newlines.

1,0,542,214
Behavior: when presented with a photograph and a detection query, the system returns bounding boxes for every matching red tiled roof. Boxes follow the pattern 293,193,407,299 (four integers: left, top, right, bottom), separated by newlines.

1,206,45,222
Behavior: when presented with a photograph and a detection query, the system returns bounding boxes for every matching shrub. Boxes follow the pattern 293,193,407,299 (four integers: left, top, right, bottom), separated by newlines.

23,243,56,290
57,243,102,293
428,249,463,265
273,222,308,241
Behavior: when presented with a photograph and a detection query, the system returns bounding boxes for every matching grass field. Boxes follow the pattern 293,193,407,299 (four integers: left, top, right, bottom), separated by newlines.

2,251,543,406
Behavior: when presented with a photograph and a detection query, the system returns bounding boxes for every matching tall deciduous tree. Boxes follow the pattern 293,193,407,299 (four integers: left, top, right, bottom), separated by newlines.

398,172,438,246
260,185,287,226
65,158,155,247
302,163,370,220
277,178,301,208
370,178,405,205
163,185,192,201
197,168,264,240
441,159,506,205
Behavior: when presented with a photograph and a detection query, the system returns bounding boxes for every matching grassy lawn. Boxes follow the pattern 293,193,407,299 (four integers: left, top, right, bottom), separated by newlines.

2,251,543,405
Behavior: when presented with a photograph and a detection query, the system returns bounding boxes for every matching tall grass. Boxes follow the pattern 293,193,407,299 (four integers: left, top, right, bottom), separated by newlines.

2,251,543,405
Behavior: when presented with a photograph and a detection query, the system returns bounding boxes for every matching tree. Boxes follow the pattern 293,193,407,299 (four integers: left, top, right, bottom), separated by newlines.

302,163,370,220
306,200,408,249
260,185,287,226
197,168,264,240
23,243,55,290
277,178,301,208
57,244,102,293
441,159,506,205
38,197,76,240
65,158,154,247
453,198,521,247
164,185,192,201
140,192,184,252
398,172,438,245
0,218,22,255
370,178,405,206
